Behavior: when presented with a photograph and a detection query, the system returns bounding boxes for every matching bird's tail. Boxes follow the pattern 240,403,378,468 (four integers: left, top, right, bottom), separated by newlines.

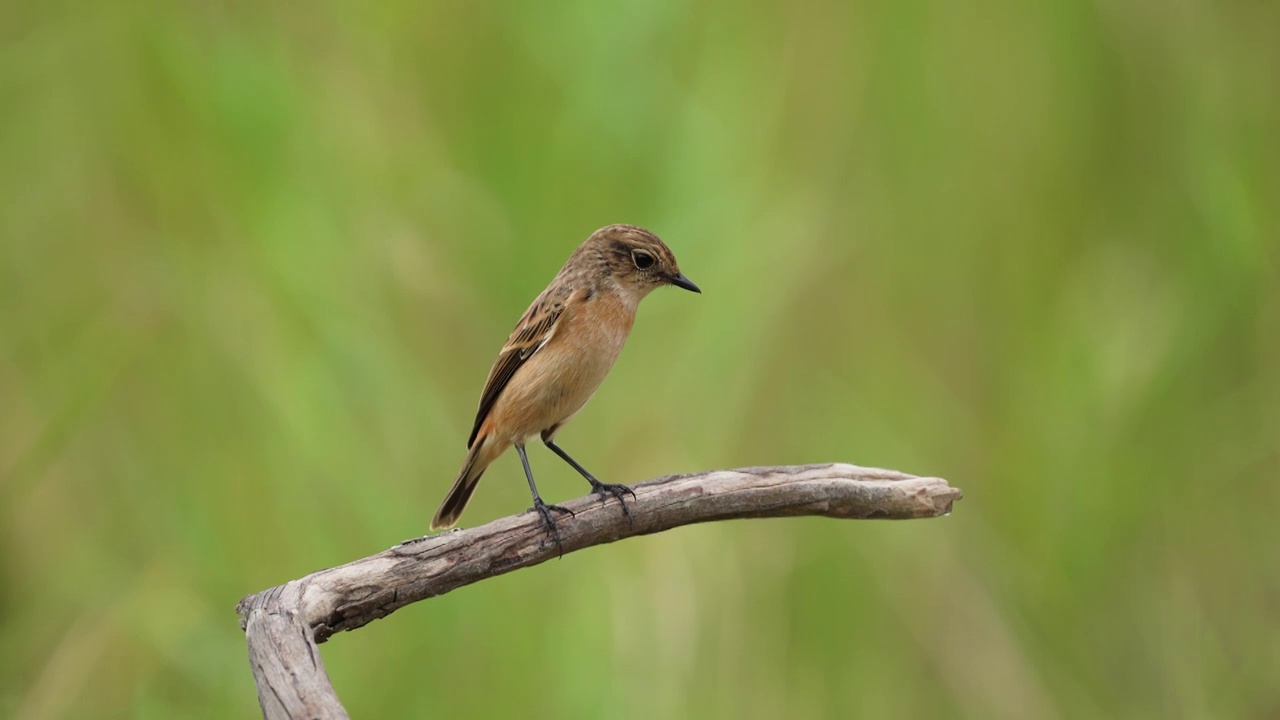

431,434,505,530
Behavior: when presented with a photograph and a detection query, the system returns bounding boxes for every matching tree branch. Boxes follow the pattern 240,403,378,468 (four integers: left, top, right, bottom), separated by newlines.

236,463,962,719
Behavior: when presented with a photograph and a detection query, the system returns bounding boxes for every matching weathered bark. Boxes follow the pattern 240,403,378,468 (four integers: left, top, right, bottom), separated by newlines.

237,463,962,719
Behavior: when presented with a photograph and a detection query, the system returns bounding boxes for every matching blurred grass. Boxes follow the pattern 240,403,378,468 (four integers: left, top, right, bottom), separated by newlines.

1,0,1278,717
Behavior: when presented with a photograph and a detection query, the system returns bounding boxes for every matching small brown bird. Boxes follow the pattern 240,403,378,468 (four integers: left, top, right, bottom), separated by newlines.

431,224,700,543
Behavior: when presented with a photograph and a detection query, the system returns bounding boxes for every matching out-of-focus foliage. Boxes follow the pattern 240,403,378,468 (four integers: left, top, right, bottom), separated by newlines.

1,0,1277,717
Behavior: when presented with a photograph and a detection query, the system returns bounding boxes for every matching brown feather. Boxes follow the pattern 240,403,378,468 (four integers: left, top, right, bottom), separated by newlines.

467,286,571,448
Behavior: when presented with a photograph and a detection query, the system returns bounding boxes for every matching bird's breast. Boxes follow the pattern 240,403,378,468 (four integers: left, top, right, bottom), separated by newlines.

536,294,633,399
493,292,635,439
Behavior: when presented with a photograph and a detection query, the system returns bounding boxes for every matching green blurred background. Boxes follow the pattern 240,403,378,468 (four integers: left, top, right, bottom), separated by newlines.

2,0,1277,717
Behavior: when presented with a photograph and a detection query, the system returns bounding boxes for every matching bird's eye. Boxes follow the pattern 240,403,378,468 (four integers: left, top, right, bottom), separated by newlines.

632,250,655,270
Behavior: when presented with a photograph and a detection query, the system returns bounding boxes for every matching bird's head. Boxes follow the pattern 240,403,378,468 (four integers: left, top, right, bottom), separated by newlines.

588,224,701,298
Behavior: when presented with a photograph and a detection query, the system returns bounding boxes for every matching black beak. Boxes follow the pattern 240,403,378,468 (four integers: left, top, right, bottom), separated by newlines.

668,273,701,294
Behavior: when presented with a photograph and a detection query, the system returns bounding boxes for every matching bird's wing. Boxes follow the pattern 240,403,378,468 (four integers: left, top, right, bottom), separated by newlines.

467,286,575,448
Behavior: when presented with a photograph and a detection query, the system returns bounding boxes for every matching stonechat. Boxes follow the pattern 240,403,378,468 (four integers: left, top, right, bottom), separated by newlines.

430,224,700,547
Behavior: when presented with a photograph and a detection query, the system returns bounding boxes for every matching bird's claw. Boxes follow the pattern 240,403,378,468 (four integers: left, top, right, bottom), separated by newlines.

588,480,635,524
530,499,574,557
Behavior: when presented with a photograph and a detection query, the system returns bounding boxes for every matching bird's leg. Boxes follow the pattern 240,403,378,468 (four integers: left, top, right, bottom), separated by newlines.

542,438,635,523
516,443,573,556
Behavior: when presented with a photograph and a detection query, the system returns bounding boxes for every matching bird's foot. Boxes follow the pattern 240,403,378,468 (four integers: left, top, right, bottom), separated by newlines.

588,479,636,523
530,498,574,557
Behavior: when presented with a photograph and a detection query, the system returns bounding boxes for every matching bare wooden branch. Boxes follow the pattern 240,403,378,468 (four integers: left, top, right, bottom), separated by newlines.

236,463,962,719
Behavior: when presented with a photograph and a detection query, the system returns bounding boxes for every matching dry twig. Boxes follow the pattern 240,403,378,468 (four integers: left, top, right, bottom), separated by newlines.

236,463,962,719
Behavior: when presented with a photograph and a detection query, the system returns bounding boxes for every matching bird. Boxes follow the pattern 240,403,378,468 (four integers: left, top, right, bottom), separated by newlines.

430,224,701,548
